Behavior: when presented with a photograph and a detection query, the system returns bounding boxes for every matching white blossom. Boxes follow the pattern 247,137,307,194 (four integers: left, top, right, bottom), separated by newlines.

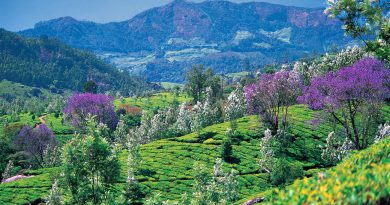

46,179,62,205
224,84,246,122
1,160,14,181
293,46,367,80
374,123,390,143
259,129,275,174
176,103,192,134
320,132,354,164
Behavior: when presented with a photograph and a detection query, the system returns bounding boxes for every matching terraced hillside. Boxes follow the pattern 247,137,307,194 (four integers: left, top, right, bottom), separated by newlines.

1,105,389,204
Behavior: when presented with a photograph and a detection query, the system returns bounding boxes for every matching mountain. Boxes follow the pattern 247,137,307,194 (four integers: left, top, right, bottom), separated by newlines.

0,29,153,94
19,0,353,82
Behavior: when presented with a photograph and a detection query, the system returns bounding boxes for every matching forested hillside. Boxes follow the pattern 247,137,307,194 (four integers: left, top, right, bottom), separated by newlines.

0,29,152,94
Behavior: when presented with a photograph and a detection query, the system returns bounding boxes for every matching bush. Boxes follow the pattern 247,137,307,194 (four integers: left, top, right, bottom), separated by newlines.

271,159,304,186
221,138,233,162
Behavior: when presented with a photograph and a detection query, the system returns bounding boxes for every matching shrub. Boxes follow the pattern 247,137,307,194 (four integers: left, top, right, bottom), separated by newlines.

62,118,120,204
221,137,233,163
270,159,304,186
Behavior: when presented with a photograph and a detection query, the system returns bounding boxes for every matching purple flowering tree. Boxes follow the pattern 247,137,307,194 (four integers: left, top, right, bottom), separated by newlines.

245,71,303,133
298,57,390,149
13,124,57,168
64,93,119,130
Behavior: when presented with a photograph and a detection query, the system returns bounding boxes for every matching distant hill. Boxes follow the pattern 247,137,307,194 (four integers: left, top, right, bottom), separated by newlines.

19,0,354,82
0,29,154,94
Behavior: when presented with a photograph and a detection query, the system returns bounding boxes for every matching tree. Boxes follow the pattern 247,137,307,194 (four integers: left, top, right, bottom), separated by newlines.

121,127,144,204
1,160,14,180
185,65,222,103
299,57,390,149
325,0,390,60
245,71,303,134
186,65,207,103
13,125,57,168
224,84,246,131
374,123,390,143
189,159,238,205
221,130,234,163
62,118,120,204
320,132,354,165
202,87,220,127
46,179,63,205
113,119,128,145
176,103,192,135
191,101,206,137
64,93,119,130
270,158,303,186
83,80,98,94
259,129,275,181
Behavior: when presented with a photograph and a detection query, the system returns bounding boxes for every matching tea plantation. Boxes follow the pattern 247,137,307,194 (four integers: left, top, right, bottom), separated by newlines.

1,104,389,204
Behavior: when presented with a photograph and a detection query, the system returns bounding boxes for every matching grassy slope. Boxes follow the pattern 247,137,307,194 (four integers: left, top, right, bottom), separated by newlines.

237,137,390,204
1,105,389,204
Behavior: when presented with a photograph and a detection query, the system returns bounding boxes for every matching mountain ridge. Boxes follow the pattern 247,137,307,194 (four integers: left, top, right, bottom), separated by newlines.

19,0,353,82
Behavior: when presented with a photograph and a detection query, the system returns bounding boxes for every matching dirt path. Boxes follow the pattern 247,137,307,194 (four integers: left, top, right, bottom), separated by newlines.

39,115,46,124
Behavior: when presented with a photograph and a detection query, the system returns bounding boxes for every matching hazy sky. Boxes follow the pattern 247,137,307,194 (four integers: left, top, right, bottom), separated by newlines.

0,0,326,32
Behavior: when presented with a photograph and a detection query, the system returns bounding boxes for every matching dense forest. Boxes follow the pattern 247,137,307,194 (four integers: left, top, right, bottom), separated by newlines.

0,29,154,95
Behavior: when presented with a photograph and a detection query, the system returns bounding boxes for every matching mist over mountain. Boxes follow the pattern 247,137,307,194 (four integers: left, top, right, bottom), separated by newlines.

19,0,353,82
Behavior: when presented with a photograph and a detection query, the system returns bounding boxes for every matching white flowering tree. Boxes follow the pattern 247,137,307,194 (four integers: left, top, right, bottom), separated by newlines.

176,103,192,135
293,46,367,84
190,159,238,205
202,87,219,127
136,111,152,143
259,129,275,181
113,119,128,145
46,179,63,205
374,123,390,143
320,132,355,165
224,84,246,131
149,110,167,140
120,128,144,204
1,160,13,181
191,101,206,137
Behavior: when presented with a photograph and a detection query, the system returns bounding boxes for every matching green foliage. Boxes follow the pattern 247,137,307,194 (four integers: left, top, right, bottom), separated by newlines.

266,137,390,204
83,80,98,94
185,65,222,103
270,159,303,186
221,137,233,163
62,118,120,204
326,0,390,60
